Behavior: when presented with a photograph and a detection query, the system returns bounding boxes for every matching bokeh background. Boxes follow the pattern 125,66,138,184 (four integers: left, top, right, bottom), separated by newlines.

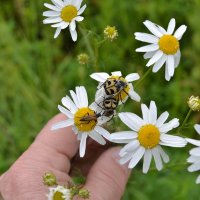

0,0,200,199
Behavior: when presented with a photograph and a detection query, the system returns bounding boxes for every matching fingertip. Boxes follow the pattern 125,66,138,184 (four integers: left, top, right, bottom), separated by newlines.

85,147,131,200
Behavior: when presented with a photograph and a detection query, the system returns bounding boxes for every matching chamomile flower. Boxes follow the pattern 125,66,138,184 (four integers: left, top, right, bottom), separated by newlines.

51,86,111,157
111,101,187,173
47,185,71,200
90,71,141,105
186,124,200,183
43,0,86,41
135,18,187,81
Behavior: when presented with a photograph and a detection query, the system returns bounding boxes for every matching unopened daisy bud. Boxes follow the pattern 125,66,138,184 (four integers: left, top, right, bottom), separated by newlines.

78,53,89,65
43,172,57,186
188,96,200,111
70,186,79,197
104,26,118,41
78,188,90,199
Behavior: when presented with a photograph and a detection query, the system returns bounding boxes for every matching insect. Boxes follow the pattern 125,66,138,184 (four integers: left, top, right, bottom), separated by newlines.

102,77,128,96
96,96,119,118
80,112,101,123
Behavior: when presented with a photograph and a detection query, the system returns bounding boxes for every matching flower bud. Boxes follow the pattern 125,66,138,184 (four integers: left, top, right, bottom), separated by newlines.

104,26,118,41
188,96,200,111
43,172,57,186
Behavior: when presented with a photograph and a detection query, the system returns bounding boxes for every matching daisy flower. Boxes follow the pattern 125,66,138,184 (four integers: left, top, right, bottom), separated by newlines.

186,124,200,183
111,101,187,173
51,86,111,157
47,185,71,200
90,71,141,105
43,0,86,41
135,18,187,81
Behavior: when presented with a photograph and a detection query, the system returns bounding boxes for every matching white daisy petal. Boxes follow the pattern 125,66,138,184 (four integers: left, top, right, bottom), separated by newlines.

160,134,187,147
174,50,181,68
188,162,200,172
54,27,61,38
110,131,137,140
159,118,179,133
119,112,143,131
136,44,159,52
156,111,169,127
43,11,60,17
74,0,83,9
112,139,134,144
190,147,200,156
165,63,171,81
58,105,73,118
89,131,106,145
79,86,88,107
51,119,74,130
148,101,157,125
141,103,149,123
70,90,81,108
111,71,122,76
51,0,64,8
167,18,176,34
157,145,170,163
152,147,163,171
152,54,167,73
135,32,159,43
146,50,163,67
142,149,152,173
143,20,163,37
196,175,200,184
78,4,86,15
174,25,187,40
166,55,175,77
61,22,69,29
125,73,140,82
51,21,67,28
187,155,200,163
79,132,88,157
186,138,200,147
119,152,134,165
128,146,145,168
128,86,141,102
62,96,77,114
94,126,111,140
195,124,200,135
43,17,62,24
75,16,84,22
70,20,76,31
156,25,167,35
90,72,110,82
144,51,156,59
44,3,61,11
119,140,140,156
70,28,77,42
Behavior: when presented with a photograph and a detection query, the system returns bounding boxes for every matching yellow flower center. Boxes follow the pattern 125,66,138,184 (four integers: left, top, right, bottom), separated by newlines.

53,191,65,200
138,124,160,149
74,107,97,132
110,76,130,101
61,5,78,22
159,35,179,55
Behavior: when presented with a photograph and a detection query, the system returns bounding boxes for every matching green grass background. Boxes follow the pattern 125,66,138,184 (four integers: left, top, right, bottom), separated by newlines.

0,0,200,199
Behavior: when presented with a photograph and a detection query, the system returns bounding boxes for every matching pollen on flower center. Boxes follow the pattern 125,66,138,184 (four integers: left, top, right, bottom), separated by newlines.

53,191,65,200
159,35,179,55
61,5,78,22
110,76,130,101
74,107,97,132
138,124,160,149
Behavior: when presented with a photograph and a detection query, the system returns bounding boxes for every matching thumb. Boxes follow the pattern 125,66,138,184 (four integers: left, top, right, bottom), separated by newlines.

84,147,131,200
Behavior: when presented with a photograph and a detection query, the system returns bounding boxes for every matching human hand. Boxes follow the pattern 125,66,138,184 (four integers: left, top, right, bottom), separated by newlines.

0,114,131,200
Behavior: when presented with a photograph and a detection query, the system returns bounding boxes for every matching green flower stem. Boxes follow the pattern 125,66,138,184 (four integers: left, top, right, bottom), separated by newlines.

178,109,193,134
134,67,152,89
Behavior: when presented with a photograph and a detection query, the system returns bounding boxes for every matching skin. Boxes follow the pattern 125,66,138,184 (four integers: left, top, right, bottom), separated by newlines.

0,114,131,200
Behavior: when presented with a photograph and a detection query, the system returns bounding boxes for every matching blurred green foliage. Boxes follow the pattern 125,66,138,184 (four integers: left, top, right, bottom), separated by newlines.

0,0,200,199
